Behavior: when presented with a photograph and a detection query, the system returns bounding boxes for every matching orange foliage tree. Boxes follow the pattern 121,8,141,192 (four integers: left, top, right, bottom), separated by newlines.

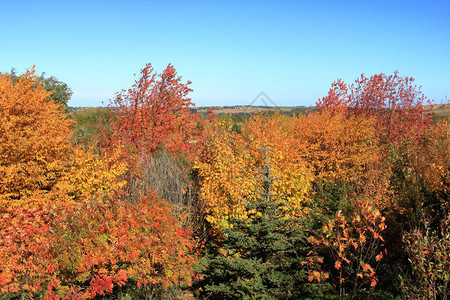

402,120,449,219
291,110,391,210
289,111,388,295
290,111,381,183
308,202,387,297
0,68,73,207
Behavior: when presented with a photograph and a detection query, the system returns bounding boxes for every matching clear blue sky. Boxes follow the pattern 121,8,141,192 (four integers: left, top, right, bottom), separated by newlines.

1,0,449,107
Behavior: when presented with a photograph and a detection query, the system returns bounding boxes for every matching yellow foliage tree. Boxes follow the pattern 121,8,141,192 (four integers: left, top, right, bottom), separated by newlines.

53,146,128,201
195,116,312,228
195,121,258,227
242,114,312,213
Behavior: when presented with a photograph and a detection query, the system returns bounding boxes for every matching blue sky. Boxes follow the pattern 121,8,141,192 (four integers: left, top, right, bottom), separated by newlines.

1,0,449,107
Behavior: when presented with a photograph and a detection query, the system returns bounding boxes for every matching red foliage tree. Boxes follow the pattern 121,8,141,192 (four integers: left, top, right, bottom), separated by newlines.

0,192,197,299
0,206,57,296
103,63,207,162
317,72,432,146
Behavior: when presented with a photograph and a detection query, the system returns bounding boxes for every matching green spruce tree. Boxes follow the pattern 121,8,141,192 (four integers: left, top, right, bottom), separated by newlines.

197,149,331,299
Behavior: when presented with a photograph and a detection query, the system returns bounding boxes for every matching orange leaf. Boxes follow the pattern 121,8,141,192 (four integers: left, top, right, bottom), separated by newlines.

335,260,342,270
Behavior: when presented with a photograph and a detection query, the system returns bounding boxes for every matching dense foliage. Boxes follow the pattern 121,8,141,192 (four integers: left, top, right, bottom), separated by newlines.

0,66,448,299
0,69,73,207
0,68,198,299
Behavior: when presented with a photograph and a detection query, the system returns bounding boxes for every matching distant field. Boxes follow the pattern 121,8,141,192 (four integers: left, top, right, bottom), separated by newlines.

193,106,315,116
193,103,450,118
427,103,450,117
72,103,450,120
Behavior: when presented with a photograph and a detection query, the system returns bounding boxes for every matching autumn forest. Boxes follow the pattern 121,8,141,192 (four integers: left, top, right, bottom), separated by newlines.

0,64,448,299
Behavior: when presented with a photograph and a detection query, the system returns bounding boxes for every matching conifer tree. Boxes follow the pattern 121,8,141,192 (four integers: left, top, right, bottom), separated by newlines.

197,149,330,299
